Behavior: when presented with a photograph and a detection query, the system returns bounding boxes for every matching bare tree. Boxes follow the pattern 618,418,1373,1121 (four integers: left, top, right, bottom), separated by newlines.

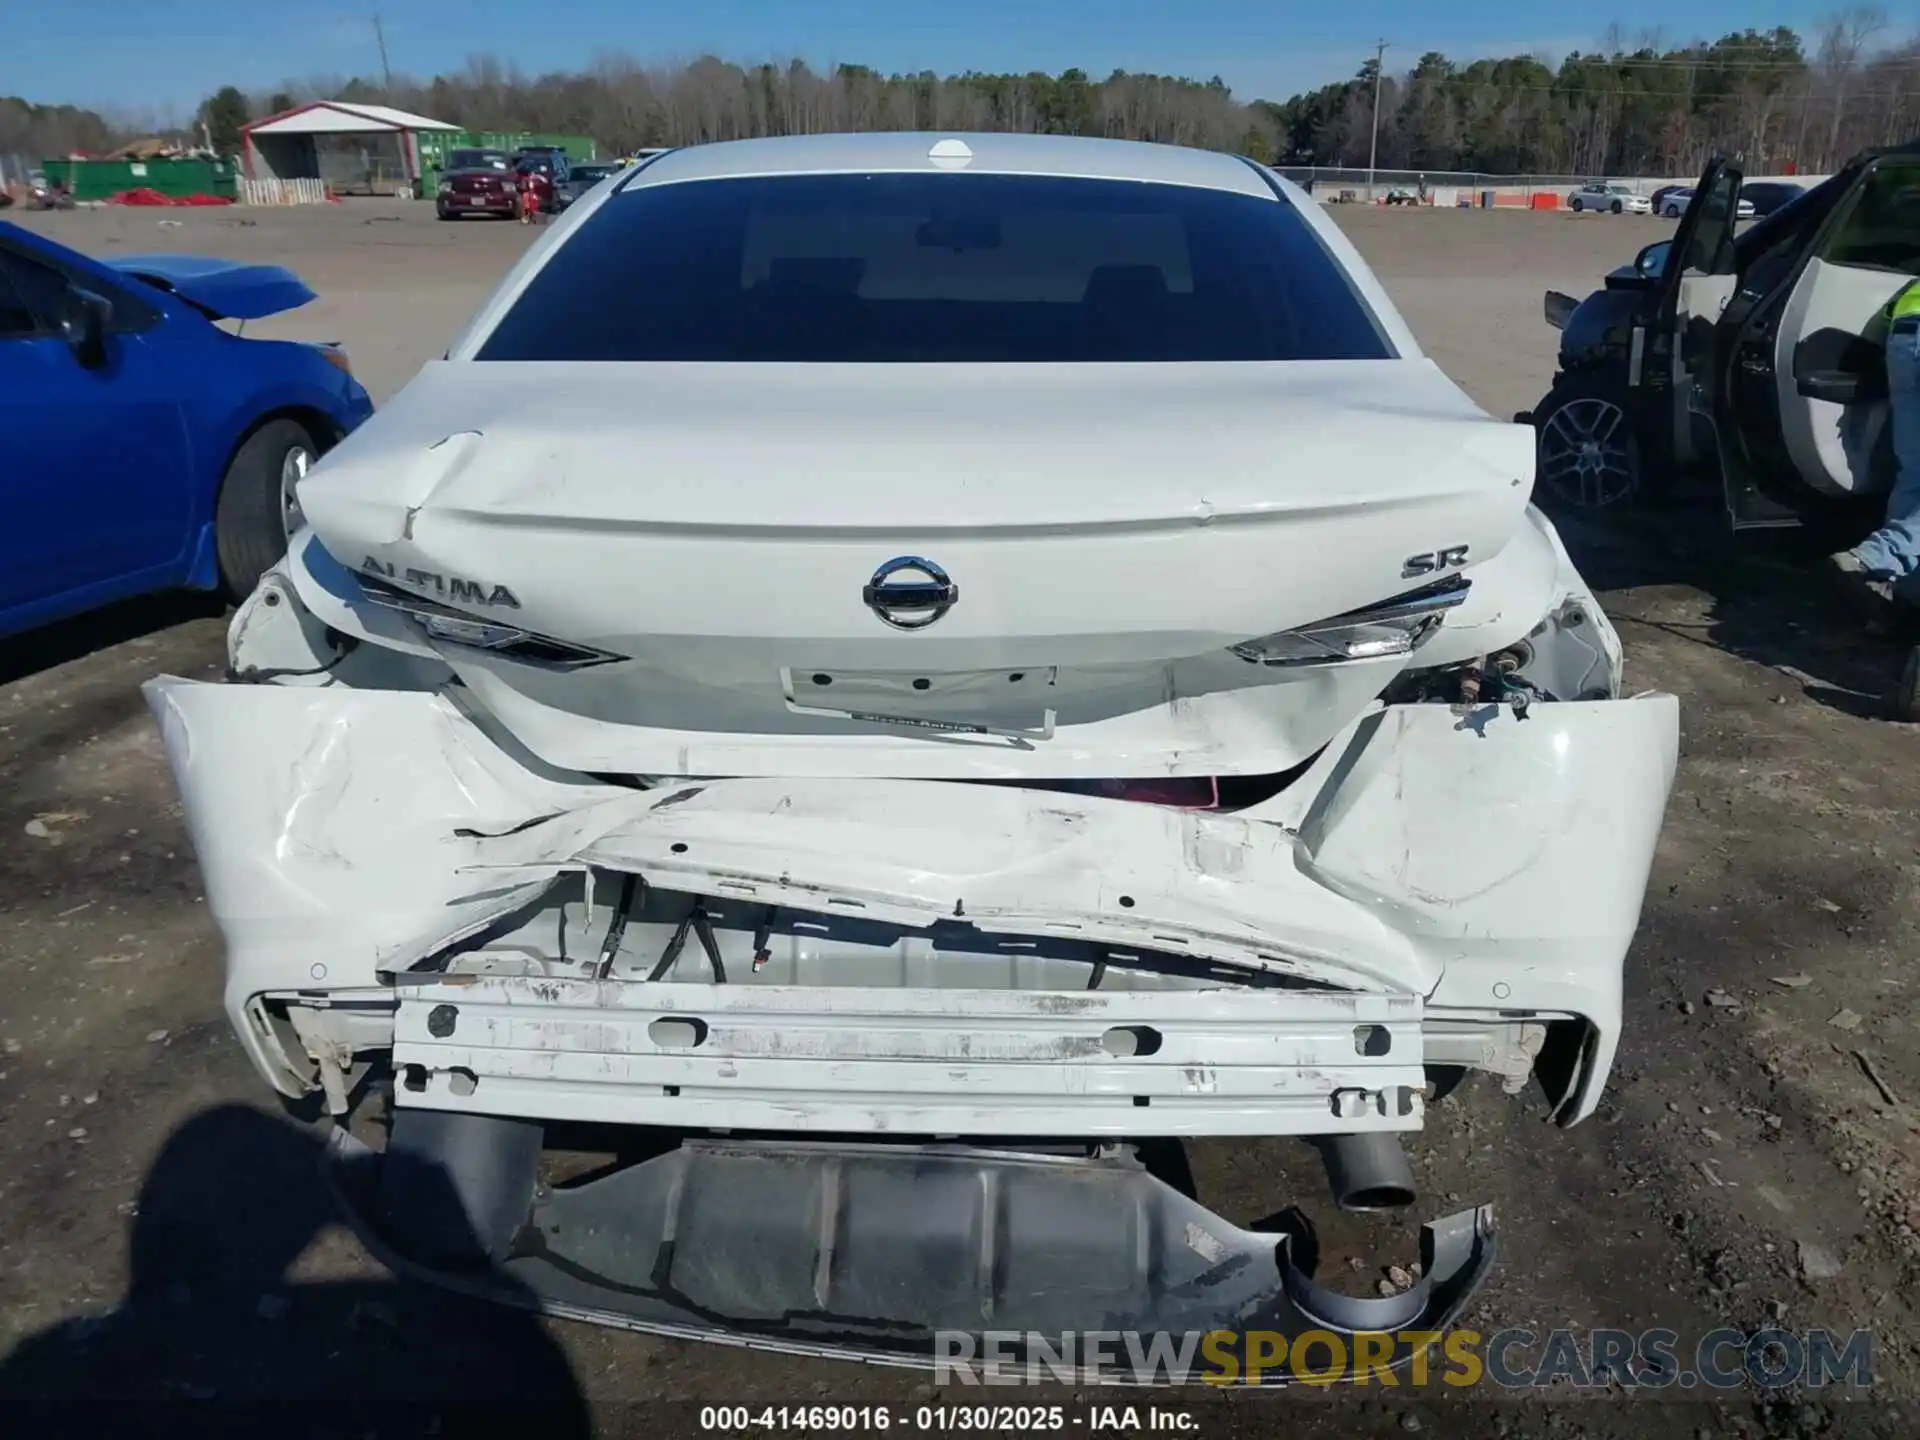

1817,7,1889,168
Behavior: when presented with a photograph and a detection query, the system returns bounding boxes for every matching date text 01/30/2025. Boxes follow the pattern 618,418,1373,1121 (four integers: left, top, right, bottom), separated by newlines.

698,1406,1198,1431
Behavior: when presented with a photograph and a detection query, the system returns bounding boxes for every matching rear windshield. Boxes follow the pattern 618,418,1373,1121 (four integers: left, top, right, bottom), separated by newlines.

475,172,1391,363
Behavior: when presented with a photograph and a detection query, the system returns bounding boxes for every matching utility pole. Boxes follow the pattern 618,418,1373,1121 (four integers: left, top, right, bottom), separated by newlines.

373,13,394,94
1367,39,1390,202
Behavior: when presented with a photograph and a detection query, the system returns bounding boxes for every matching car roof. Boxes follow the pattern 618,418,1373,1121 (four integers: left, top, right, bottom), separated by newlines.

620,132,1277,199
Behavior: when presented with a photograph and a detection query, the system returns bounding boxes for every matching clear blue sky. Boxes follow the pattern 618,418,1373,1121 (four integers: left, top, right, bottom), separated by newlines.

18,0,1883,123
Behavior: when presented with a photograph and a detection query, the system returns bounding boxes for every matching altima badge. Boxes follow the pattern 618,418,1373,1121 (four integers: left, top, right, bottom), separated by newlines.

863,557,959,630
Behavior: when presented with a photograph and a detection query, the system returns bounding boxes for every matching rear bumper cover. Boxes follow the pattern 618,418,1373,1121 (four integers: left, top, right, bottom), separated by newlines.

328,1125,1497,1381
145,676,1678,1131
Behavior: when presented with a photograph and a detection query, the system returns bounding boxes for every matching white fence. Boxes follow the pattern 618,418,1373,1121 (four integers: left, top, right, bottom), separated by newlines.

239,177,331,206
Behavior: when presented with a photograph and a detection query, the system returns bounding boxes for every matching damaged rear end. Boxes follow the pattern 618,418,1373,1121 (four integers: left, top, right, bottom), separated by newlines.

144,135,1681,1379
147,645,1671,1375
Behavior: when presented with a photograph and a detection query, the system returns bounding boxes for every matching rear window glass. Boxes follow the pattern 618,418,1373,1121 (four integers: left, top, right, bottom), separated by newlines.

475,172,1391,363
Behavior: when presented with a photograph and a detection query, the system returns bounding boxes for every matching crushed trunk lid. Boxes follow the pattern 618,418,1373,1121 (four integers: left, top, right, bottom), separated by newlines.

296,359,1533,769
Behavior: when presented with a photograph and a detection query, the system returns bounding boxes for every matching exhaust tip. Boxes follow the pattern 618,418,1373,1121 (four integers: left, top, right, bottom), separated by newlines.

1315,1133,1418,1214
1335,1181,1418,1212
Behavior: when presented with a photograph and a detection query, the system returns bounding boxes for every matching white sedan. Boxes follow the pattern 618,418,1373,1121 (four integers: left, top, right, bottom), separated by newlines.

1660,185,1758,220
1569,181,1654,214
147,131,1679,1377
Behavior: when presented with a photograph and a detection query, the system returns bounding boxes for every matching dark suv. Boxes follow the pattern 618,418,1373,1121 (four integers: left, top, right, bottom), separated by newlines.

1529,148,1916,528
1530,145,1920,718
552,160,620,212
511,147,573,210
1740,180,1808,217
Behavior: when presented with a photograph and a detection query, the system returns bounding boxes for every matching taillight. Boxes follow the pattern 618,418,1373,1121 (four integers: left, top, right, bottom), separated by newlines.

1229,576,1470,667
356,575,624,671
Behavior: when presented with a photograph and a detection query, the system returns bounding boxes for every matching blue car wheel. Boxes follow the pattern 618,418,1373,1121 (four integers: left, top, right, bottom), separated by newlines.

213,417,318,600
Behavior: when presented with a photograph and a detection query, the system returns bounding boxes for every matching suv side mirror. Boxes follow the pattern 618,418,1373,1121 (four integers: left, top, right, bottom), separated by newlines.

59,287,112,370
1633,240,1671,278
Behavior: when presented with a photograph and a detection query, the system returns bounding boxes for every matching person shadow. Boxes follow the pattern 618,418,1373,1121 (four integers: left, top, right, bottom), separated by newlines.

0,1102,590,1438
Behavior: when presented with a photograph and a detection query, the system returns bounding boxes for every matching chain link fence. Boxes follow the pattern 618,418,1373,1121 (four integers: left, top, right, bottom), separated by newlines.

313,135,412,197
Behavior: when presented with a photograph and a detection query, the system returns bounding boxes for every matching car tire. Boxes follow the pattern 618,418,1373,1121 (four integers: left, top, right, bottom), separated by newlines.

1570,197,1582,212
214,417,320,601
1531,373,1642,510
1611,199,1623,214
1894,646,1920,723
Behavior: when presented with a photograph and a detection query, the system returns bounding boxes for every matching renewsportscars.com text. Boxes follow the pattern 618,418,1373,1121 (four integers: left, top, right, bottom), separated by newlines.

933,1326,1872,1388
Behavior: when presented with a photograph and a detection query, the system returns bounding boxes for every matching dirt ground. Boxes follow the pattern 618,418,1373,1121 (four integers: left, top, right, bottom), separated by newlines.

1,199,1916,1438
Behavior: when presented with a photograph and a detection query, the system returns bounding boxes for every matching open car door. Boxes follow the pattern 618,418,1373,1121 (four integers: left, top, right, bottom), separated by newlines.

1640,160,1753,514
1767,156,1917,506
1708,151,1917,529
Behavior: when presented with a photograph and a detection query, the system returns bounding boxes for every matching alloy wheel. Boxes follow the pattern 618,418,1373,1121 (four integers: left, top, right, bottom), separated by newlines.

280,445,314,543
1537,396,1636,507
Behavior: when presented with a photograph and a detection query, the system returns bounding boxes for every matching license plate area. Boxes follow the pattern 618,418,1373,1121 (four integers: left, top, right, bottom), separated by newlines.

780,665,1059,740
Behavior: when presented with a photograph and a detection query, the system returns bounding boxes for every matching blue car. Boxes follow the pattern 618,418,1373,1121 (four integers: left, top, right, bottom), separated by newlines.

0,221,373,639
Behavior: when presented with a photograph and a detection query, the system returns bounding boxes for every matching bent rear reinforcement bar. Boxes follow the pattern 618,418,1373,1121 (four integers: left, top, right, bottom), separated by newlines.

392,978,1427,1136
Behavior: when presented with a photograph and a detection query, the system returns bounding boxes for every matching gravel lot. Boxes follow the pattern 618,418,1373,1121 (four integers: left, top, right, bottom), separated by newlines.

0,199,1915,1438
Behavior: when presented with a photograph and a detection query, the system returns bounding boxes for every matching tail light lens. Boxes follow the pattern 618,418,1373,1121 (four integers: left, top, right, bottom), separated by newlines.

1230,576,1470,667
356,575,624,671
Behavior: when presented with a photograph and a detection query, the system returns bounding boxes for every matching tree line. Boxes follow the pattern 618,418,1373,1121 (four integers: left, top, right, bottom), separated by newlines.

1276,11,1918,178
0,96,120,162
9,13,1917,181
256,60,1268,159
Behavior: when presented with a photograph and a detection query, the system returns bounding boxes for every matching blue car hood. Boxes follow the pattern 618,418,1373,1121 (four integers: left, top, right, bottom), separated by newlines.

107,254,315,320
